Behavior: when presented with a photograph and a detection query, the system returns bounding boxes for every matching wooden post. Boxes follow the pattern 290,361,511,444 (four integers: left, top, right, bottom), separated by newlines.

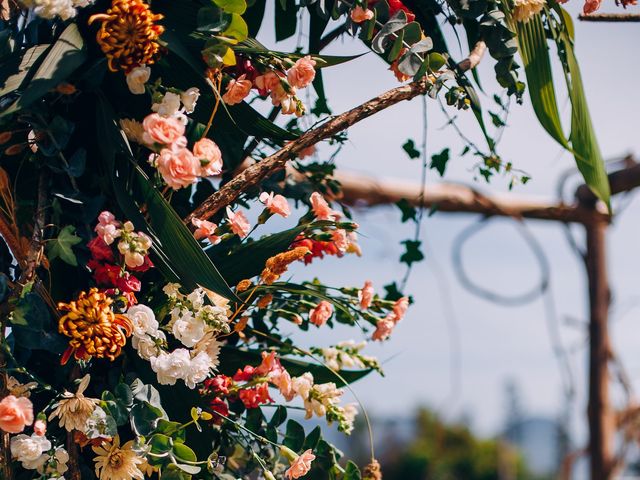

584,217,614,480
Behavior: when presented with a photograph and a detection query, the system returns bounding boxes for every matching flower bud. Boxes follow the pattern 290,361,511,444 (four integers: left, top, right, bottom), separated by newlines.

280,445,299,462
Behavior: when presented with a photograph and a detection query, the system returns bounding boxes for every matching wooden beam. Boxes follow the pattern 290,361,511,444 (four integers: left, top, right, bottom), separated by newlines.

579,13,640,22
333,171,609,224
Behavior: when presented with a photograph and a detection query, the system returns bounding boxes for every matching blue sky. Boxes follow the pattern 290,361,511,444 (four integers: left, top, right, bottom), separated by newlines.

255,0,640,443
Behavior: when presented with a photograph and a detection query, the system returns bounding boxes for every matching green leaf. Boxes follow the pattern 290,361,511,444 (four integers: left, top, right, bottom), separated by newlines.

1,24,86,117
213,0,247,14
400,239,424,266
430,148,450,176
46,225,82,266
222,13,249,41
268,405,288,428
131,402,166,436
173,443,198,462
395,199,417,223
402,139,421,159
344,461,362,480
275,0,297,41
284,419,305,451
0,44,49,98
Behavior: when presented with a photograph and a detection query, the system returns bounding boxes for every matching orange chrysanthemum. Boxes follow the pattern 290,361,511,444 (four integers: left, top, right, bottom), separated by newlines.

58,288,133,363
88,0,164,73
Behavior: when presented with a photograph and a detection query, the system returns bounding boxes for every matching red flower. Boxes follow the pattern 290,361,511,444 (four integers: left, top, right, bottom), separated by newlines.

209,397,229,424
238,383,272,409
88,237,114,262
388,0,415,22
91,263,141,293
233,365,256,382
292,237,342,265
204,375,233,395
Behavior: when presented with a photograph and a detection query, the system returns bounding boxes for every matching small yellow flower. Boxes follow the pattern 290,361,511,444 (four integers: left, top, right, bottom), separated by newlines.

93,435,145,480
49,374,99,432
58,288,133,363
88,0,164,73
512,0,546,23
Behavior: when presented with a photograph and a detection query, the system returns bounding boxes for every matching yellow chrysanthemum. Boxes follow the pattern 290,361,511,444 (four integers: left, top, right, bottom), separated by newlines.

512,0,546,23
58,288,133,363
49,374,99,432
93,436,144,480
88,0,164,73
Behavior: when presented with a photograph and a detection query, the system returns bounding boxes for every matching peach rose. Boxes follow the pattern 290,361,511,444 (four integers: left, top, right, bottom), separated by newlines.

287,56,316,89
33,419,46,436
358,280,374,309
226,207,251,238
372,317,395,341
259,192,291,218
309,301,333,327
393,296,409,322
285,449,316,479
191,218,220,245
0,395,33,433
350,5,374,22
254,71,283,93
142,113,186,146
310,192,340,221
156,147,200,190
222,74,252,105
193,138,223,176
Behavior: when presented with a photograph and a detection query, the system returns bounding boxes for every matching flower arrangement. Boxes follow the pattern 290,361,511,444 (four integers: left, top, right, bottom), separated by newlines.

0,0,618,475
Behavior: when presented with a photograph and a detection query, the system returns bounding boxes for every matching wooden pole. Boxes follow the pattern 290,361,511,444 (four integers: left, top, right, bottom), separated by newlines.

584,217,615,480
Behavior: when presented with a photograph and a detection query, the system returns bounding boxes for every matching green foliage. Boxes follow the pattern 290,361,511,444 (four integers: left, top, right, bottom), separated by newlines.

430,148,450,177
400,239,424,266
47,225,82,266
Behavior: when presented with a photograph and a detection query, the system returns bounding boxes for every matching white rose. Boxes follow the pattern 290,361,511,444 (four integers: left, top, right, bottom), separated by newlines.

163,283,181,299
180,87,200,114
193,332,222,369
126,65,151,95
172,313,206,348
132,331,164,360
152,92,181,118
183,351,211,389
10,434,51,470
186,288,205,309
126,304,159,338
150,349,191,385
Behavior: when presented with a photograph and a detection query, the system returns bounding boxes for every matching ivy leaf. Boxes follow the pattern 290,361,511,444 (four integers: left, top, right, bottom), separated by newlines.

383,282,403,301
47,225,82,266
395,199,417,223
400,239,424,266
430,148,450,177
402,139,421,159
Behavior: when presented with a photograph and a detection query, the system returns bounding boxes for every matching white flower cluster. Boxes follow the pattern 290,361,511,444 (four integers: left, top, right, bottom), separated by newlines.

20,0,93,20
282,372,358,435
318,340,380,372
150,89,200,124
126,285,228,389
10,434,68,478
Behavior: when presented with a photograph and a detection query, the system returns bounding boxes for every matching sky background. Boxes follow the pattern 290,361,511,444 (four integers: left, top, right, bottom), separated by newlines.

253,0,640,446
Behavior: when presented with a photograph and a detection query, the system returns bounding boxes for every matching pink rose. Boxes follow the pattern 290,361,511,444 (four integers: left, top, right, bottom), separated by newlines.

193,138,223,176
156,147,200,190
372,317,395,341
142,113,186,146
309,301,333,327
287,56,316,89
0,395,33,433
222,74,253,105
259,192,291,218
358,280,374,310
226,207,251,238
191,218,220,245
33,419,46,436
310,192,340,221
350,5,374,22
254,71,283,94
285,449,316,479
393,296,409,322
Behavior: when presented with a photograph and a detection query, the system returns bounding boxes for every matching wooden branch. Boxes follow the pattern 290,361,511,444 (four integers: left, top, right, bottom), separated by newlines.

579,13,640,22
333,170,609,224
186,78,432,223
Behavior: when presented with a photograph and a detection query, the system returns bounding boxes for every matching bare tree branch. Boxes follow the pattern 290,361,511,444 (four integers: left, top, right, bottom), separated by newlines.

186,78,432,223
579,13,640,22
